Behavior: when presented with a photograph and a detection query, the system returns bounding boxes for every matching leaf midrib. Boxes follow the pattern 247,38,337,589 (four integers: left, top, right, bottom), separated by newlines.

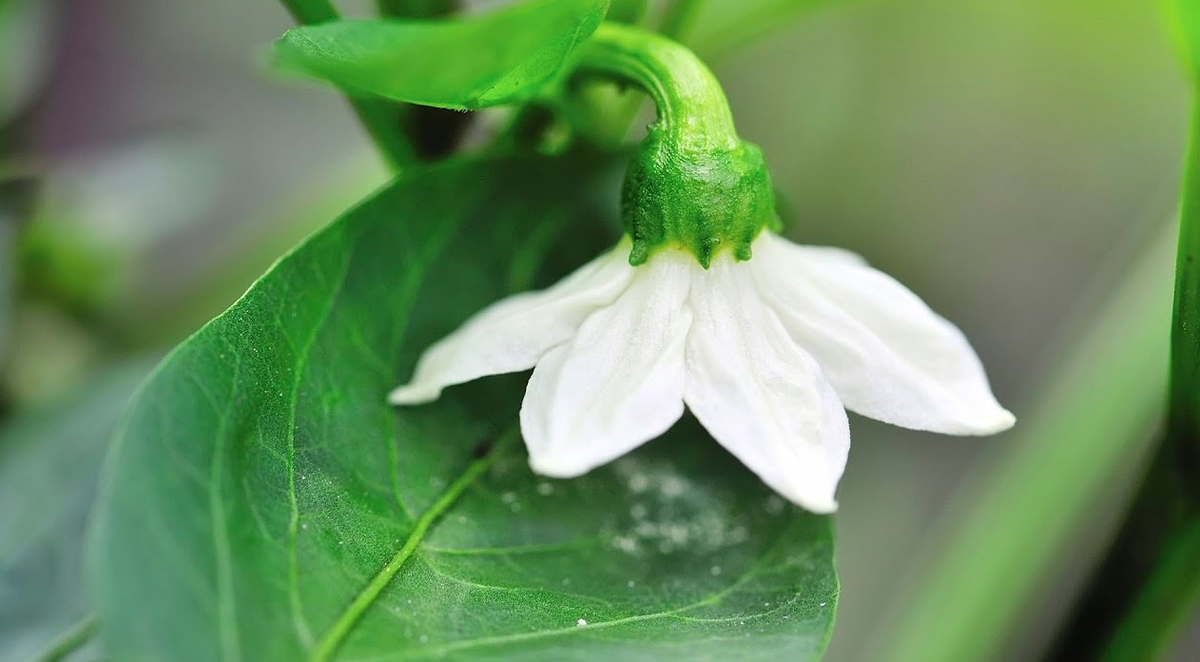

346,525,819,662
307,430,517,662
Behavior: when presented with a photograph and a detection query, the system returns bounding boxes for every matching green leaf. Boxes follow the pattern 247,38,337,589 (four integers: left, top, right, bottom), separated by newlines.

272,0,608,110
0,361,152,662
682,0,846,59
86,154,838,662
1166,0,1200,79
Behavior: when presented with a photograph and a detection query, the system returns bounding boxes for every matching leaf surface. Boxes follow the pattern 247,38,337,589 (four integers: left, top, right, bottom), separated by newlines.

86,155,837,662
272,0,607,110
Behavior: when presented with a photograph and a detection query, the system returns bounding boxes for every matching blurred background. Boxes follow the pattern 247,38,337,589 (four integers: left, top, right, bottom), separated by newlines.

0,0,1191,659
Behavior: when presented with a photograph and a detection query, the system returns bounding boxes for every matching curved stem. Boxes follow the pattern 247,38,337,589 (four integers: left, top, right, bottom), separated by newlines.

576,22,738,151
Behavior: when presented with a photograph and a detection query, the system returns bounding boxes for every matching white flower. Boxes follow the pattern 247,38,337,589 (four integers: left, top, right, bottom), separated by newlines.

389,232,1014,513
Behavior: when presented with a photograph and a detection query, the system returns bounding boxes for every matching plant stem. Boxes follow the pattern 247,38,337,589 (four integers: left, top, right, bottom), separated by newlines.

576,22,738,150
372,0,472,158
279,0,416,169
1043,98,1200,662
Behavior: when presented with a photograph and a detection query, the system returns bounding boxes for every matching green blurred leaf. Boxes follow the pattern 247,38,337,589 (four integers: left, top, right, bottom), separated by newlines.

872,221,1176,662
0,361,152,662
1166,0,1200,79
685,0,844,59
86,154,838,662
606,0,648,24
273,0,608,110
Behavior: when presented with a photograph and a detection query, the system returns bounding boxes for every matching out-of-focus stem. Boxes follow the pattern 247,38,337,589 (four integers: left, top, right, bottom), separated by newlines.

279,0,416,169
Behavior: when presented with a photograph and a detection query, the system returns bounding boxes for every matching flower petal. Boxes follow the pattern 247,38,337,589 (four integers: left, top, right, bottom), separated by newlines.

752,233,1014,435
521,250,693,478
388,241,635,404
684,254,850,513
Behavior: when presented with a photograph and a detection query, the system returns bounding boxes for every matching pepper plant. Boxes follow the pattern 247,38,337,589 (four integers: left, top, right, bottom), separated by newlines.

1,1,1198,662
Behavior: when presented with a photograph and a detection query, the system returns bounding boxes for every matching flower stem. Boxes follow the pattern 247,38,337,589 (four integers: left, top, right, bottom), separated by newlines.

279,0,417,169
577,22,738,151
570,22,774,267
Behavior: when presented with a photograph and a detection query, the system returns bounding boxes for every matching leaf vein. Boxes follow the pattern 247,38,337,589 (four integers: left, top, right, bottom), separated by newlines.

306,430,518,662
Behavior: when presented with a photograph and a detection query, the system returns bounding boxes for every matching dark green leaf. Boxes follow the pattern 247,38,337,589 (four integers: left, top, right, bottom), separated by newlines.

0,361,152,662
86,154,837,662
272,0,608,110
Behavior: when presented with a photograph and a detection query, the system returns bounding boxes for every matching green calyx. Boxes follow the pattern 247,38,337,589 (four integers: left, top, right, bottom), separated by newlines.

576,23,780,268
622,135,778,267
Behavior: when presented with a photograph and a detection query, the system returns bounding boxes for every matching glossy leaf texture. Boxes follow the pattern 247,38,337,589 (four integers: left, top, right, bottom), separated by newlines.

272,0,608,110
86,154,838,662
0,361,152,662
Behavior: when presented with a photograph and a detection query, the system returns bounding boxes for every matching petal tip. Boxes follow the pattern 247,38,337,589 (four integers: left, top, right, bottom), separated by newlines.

786,492,838,514
527,455,590,479
963,406,1016,436
387,383,441,406
808,499,839,515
